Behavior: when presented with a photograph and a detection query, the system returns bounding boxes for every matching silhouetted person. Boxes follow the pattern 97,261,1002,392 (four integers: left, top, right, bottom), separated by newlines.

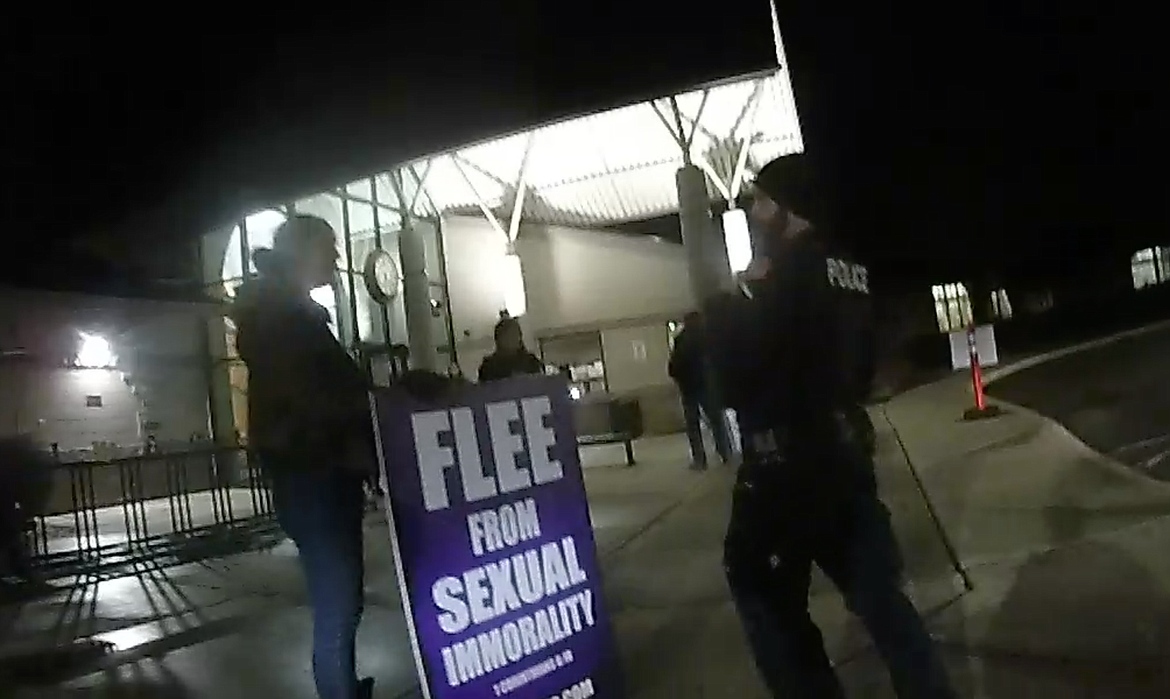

0,434,53,583
477,315,543,382
668,312,732,467
231,214,376,699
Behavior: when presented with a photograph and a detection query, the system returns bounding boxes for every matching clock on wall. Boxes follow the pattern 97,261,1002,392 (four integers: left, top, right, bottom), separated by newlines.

363,249,400,304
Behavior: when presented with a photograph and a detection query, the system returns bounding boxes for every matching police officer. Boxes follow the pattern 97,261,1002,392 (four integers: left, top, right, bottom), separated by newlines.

703,155,955,698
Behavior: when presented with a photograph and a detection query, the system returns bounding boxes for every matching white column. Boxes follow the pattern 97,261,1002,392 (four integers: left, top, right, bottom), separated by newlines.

399,223,438,371
676,164,732,303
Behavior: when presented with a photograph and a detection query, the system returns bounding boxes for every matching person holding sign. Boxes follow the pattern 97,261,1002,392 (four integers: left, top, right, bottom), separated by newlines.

703,155,955,699
232,214,377,699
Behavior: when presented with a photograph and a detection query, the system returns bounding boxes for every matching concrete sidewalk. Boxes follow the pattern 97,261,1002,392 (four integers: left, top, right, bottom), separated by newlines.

6,378,1170,697
0,436,712,696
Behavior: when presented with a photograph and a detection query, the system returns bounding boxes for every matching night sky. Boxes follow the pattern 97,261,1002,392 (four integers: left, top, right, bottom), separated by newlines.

4,1,1166,293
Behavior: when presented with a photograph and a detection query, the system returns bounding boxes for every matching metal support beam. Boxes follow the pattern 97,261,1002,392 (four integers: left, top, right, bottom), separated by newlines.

452,153,509,187
730,79,766,138
689,81,766,205
649,99,687,155
686,90,710,152
692,155,732,201
450,154,508,239
730,82,766,201
407,163,439,217
507,133,536,244
407,159,433,217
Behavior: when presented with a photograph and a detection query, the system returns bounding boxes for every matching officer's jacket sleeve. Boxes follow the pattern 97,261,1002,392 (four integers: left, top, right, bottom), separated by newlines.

702,242,824,413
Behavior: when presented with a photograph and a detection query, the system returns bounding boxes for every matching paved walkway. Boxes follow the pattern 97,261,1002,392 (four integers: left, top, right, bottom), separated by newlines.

5,377,1170,697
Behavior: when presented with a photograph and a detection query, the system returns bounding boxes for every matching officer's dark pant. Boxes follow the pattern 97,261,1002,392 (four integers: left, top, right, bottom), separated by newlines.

726,450,954,698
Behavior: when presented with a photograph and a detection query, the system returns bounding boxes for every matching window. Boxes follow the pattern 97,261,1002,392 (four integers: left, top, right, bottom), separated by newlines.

931,283,973,333
1131,248,1160,290
539,332,608,397
991,288,1013,320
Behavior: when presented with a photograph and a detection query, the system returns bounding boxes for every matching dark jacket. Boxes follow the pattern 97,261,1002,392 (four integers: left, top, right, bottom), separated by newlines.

477,350,543,383
231,275,375,473
667,324,706,399
0,435,53,530
702,226,876,438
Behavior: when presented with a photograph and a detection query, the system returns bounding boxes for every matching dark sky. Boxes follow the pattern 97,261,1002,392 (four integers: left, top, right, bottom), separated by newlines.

5,1,1167,293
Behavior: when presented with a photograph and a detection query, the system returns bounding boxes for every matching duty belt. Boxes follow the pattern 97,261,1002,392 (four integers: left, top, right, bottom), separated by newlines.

743,411,856,462
743,427,791,461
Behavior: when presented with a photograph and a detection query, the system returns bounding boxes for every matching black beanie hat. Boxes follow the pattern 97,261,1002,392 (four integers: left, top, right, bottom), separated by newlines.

751,153,816,216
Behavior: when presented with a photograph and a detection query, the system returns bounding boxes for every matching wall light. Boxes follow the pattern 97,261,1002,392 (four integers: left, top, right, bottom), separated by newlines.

501,252,527,318
722,208,753,274
76,332,116,369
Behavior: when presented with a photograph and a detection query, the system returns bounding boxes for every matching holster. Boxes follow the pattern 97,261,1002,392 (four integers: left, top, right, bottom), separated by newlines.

723,418,870,591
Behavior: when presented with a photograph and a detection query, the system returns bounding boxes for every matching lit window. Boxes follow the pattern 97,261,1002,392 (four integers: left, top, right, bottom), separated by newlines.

931,283,973,333
1131,247,1162,289
222,209,288,285
991,289,1013,320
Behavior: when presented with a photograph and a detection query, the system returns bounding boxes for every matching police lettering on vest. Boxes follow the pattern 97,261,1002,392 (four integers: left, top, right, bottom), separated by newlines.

825,257,870,294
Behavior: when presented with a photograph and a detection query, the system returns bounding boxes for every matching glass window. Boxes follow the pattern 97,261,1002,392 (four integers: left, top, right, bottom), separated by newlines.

222,209,286,282
345,177,374,201
1132,248,1159,289
991,289,1013,320
539,332,607,396
346,200,377,242
931,282,973,333
294,194,352,272
374,172,403,211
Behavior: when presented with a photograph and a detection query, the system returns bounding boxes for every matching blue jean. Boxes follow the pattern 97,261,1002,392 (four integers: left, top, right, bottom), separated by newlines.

682,395,732,465
727,491,954,698
270,469,367,699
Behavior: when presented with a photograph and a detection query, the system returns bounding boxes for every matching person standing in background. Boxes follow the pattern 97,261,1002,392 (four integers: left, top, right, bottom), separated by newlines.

668,312,732,468
477,314,544,382
0,434,53,586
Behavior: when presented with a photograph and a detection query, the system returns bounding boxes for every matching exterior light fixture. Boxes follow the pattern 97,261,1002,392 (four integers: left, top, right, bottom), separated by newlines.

722,208,753,274
76,332,116,369
501,251,527,318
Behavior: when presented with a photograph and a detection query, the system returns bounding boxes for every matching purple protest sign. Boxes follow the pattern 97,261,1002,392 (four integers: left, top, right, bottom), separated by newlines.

371,375,623,699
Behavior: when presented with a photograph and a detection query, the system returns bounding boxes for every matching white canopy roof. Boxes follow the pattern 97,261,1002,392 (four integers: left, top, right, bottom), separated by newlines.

341,67,803,231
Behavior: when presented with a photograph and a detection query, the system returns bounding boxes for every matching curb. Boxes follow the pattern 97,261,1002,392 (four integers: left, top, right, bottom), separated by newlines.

982,318,1170,385
987,395,1170,496
977,319,1170,493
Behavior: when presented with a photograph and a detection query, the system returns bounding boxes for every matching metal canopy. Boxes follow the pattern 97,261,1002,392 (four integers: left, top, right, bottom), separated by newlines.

344,67,803,233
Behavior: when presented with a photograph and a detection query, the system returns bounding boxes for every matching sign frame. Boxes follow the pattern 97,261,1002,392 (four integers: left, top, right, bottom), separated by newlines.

370,375,622,699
